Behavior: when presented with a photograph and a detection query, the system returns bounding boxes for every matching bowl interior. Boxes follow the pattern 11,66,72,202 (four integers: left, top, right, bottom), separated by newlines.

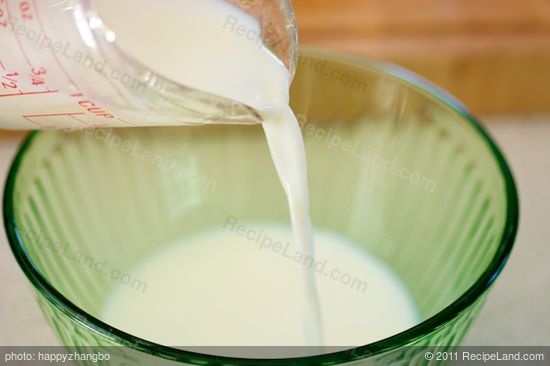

4,49,517,361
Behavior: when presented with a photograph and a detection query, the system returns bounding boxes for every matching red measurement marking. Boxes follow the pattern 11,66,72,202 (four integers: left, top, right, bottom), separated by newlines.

23,112,85,128
5,0,33,68
2,71,18,83
1,71,22,89
24,112,84,118
70,92,115,119
0,0,8,29
31,0,80,92
29,68,45,85
1,82,17,89
69,113,91,127
19,0,32,20
0,60,6,71
0,89,57,97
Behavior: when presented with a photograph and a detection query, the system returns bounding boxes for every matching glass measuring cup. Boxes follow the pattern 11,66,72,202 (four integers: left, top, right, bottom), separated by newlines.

0,0,297,129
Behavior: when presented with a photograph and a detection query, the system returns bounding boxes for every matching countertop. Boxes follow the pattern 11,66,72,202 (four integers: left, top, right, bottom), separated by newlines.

1,117,549,346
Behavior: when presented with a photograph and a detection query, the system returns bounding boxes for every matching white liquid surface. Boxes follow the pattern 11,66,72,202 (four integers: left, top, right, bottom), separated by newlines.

102,225,419,348
95,0,419,347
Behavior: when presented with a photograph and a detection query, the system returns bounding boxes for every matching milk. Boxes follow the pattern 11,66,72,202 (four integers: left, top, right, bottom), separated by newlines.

102,224,419,349
94,0,418,348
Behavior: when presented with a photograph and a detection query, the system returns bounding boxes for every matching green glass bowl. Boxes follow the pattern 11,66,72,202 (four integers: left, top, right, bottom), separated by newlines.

3,48,519,365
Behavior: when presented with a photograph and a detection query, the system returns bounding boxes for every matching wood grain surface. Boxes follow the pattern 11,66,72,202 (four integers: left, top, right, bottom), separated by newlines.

293,0,550,114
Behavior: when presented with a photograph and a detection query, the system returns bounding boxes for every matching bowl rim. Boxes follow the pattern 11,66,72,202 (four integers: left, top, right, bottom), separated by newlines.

3,47,519,365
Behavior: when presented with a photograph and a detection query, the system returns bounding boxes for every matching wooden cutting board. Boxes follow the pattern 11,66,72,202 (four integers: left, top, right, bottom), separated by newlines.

293,0,550,114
